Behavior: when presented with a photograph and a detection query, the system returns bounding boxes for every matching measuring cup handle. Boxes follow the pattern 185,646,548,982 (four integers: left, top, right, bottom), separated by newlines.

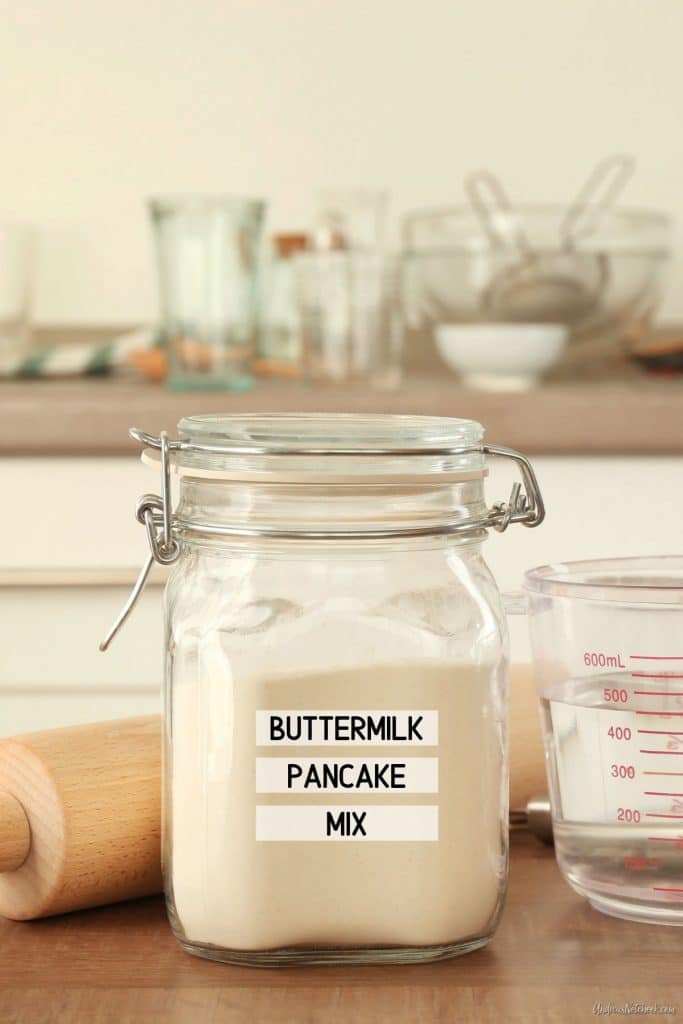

503,590,529,615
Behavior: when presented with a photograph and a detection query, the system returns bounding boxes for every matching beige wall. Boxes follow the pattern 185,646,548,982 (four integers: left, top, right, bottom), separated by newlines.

2,0,682,325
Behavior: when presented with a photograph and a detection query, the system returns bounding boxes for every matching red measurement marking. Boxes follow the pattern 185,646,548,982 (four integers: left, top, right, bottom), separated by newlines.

639,728,683,734
636,711,683,716
634,690,683,696
640,750,683,755
644,791,683,797
653,886,683,892
632,656,683,660
624,855,661,871
638,730,683,735
646,813,683,819
632,673,683,679
643,771,683,776
647,836,683,843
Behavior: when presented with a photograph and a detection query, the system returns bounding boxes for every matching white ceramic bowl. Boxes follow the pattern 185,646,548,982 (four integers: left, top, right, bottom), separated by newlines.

435,322,568,391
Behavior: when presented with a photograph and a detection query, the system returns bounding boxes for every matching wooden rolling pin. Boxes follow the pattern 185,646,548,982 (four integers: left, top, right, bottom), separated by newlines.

0,716,161,920
0,668,547,921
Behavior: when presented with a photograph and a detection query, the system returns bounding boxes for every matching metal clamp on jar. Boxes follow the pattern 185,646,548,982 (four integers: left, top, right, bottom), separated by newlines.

103,414,544,966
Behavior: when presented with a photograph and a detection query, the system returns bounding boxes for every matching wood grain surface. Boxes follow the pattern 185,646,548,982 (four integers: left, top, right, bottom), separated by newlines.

1,375,682,455
0,717,161,920
0,832,680,1024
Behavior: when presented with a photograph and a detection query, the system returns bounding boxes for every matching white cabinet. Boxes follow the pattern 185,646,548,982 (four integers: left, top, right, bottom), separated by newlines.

1,454,681,735
0,572,163,735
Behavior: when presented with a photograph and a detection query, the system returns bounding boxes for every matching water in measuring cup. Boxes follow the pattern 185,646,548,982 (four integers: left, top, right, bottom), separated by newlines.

541,667,683,925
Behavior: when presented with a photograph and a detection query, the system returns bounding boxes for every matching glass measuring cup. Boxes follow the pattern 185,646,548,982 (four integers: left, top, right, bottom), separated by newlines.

525,557,683,925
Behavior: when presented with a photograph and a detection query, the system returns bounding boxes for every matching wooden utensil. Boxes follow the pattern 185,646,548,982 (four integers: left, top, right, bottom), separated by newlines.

0,716,161,920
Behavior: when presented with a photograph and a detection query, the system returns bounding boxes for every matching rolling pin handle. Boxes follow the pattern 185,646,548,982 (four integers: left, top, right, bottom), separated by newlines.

0,790,31,872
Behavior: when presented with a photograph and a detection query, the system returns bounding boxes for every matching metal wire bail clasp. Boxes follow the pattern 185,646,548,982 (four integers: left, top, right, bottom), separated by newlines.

100,431,180,652
137,431,179,565
482,444,545,533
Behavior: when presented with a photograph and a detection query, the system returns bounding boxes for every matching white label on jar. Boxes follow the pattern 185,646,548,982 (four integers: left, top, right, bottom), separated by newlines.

255,709,439,841
255,804,439,842
255,710,438,746
255,756,439,793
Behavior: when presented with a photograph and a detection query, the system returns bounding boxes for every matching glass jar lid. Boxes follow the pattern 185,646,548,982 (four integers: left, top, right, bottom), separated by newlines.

100,418,545,650
171,413,486,482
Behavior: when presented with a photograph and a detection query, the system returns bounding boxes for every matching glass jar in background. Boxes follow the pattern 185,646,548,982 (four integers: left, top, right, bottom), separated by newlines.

105,413,546,966
149,196,265,392
0,223,33,365
312,189,388,251
258,233,307,369
295,250,402,386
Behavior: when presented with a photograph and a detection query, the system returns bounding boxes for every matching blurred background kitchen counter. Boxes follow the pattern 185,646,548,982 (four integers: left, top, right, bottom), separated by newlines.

0,370,680,455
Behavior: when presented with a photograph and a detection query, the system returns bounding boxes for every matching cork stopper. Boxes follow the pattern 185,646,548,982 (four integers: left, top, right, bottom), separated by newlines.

273,232,308,259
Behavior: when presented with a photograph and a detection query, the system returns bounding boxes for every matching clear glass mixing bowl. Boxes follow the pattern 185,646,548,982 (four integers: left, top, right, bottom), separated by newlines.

401,206,672,376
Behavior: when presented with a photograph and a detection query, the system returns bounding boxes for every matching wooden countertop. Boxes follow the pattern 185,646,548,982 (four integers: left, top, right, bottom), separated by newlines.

1,375,682,455
1,832,680,1023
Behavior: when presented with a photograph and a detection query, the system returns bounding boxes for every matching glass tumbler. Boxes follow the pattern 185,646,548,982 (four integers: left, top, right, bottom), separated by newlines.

295,251,402,386
312,189,388,251
525,556,683,925
149,196,265,391
258,233,307,365
104,413,545,966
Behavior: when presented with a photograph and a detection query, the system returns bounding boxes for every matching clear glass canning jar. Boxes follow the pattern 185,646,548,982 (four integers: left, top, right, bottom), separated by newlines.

106,413,544,966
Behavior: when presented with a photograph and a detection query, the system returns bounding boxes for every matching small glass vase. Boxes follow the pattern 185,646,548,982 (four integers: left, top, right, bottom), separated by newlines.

149,195,266,391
